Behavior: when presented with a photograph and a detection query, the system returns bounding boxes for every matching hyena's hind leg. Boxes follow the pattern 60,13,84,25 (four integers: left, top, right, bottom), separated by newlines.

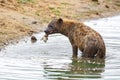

82,39,98,58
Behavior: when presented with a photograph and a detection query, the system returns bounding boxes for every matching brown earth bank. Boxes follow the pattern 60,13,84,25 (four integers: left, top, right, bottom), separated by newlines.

0,0,120,48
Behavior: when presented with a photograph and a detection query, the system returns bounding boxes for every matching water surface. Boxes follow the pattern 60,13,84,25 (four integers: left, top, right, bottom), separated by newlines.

0,15,120,80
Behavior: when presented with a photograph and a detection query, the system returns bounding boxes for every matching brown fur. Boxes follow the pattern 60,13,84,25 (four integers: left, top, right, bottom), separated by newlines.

44,18,106,59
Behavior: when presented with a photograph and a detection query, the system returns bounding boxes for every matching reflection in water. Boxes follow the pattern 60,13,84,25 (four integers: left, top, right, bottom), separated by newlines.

44,58,105,80
70,58,105,77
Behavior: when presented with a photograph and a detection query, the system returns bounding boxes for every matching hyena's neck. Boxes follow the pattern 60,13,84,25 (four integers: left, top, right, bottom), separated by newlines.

59,21,77,37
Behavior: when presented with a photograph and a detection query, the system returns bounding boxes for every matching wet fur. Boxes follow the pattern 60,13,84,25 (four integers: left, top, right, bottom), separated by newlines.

45,18,106,59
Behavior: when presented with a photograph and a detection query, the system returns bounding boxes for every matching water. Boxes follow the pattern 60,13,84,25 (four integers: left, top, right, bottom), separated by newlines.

0,15,120,80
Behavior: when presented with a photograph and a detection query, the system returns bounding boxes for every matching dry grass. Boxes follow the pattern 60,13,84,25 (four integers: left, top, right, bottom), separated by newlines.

1,0,120,22
15,0,120,21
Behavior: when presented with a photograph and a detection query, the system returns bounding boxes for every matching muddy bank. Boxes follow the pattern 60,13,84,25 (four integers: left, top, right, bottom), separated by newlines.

0,8,44,48
0,15,31,48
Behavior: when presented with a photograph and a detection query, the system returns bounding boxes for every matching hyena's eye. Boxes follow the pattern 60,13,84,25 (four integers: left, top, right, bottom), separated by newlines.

49,25,53,28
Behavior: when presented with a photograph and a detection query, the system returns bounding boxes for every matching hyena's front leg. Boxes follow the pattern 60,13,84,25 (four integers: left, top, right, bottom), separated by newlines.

72,45,78,58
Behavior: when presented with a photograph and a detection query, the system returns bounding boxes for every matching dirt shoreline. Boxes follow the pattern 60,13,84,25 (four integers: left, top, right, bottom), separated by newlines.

0,0,120,48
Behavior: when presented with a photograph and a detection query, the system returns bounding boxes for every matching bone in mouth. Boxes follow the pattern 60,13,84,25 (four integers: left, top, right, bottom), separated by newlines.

41,34,48,43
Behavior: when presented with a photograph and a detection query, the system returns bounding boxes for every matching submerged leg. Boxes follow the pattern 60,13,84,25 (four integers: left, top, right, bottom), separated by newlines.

82,40,98,58
72,45,78,58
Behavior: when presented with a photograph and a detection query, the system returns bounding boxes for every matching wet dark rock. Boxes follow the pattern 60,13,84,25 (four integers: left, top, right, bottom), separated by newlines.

20,29,25,32
32,21,37,24
0,0,5,3
92,0,98,2
31,36,37,43
105,5,109,8
95,12,100,15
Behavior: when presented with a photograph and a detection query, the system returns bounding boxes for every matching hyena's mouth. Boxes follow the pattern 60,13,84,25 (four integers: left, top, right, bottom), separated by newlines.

49,31,54,34
44,30,54,35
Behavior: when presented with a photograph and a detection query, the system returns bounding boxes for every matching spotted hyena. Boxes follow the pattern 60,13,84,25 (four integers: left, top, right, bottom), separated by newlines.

44,18,106,59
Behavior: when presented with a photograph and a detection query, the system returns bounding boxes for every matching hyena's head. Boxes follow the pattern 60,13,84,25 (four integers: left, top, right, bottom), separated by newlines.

44,18,63,35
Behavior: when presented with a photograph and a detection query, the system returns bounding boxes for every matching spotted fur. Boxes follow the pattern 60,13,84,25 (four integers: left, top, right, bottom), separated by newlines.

44,18,106,59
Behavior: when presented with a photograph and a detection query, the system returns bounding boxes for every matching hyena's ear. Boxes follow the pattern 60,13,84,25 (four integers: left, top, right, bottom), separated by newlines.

57,18,63,26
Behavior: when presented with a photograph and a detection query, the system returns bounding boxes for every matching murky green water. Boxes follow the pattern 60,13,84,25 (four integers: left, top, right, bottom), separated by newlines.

0,16,120,80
